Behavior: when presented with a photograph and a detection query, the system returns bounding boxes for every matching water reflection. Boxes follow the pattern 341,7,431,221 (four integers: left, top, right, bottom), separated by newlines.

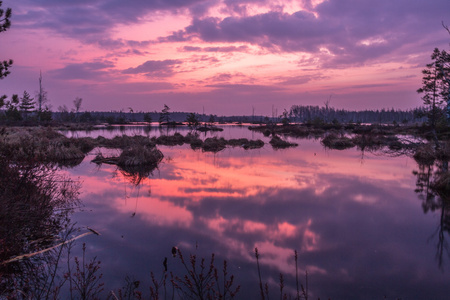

16,125,440,298
60,124,268,141
413,159,450,269
65,130,448,299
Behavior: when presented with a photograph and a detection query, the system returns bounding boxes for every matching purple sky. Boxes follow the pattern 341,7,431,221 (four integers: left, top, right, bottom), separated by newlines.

1,0,449,115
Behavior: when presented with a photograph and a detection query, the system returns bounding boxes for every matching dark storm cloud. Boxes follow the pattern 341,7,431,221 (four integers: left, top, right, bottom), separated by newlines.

48,61,115,80
122,59,183,77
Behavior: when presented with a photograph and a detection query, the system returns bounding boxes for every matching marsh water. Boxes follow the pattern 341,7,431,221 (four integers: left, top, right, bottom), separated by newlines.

60,125,449,299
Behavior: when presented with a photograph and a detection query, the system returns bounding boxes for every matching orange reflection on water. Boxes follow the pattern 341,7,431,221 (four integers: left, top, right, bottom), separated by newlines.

73,140,417,278
153,151,303,202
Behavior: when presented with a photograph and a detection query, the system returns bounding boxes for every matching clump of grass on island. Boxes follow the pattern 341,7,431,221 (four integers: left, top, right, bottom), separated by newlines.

184,132,203,149
351,133,402,151
202,137,227,152
96,134,154,149
118,144,163,167
197,125,224,132
249,124,323,138
227,138,250,147
92,143,163,168
321,133,354,150
269,135,298,149
243,139,265,149
227,138,264,149
152,132,185,146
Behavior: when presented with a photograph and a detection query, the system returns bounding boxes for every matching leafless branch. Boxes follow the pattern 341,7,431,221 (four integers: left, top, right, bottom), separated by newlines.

442,21,450,35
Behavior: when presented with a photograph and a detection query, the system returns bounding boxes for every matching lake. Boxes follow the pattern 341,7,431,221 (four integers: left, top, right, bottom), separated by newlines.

59,125,449,299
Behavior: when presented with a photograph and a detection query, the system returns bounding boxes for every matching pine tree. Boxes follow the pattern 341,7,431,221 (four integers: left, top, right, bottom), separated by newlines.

4,94,22,121
143,112,152,124
186,112,200,128
19,90,35,118
0,1,12,79
159,104,171,124
417,48,450,129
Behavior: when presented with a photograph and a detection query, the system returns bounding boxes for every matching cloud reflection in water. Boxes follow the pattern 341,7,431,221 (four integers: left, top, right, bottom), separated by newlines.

68,139,448,299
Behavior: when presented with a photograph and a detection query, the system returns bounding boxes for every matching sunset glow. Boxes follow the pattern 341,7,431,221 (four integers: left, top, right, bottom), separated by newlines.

68,139,418,277
1,0,449,115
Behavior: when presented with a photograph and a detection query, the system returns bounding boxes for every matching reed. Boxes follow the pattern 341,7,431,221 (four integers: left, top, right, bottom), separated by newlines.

253,248,311,300
255,248,265,300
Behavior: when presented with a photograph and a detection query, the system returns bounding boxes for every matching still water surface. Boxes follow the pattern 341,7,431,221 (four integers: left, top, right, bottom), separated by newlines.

61,125,449,299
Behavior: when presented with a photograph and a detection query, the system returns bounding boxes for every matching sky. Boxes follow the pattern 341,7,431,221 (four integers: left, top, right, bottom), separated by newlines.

1,0,450,116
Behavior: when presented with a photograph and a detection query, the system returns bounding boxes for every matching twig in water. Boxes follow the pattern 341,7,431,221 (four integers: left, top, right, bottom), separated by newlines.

1,228,100,265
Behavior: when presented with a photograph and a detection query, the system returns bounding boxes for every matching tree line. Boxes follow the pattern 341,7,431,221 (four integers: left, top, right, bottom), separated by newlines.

288,105,427,125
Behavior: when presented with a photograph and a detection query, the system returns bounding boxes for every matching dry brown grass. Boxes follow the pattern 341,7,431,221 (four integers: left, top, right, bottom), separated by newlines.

0,127,94,164
118,144,164,167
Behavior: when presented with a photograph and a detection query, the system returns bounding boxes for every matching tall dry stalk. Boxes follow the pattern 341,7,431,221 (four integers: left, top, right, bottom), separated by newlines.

255,247,265,300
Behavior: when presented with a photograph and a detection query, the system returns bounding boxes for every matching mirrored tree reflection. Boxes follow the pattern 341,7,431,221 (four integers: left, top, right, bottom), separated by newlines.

413,159,450,269
0,157,82,297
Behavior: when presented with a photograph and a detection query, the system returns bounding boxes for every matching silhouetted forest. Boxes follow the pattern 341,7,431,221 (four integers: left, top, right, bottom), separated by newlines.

42,105,428,125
